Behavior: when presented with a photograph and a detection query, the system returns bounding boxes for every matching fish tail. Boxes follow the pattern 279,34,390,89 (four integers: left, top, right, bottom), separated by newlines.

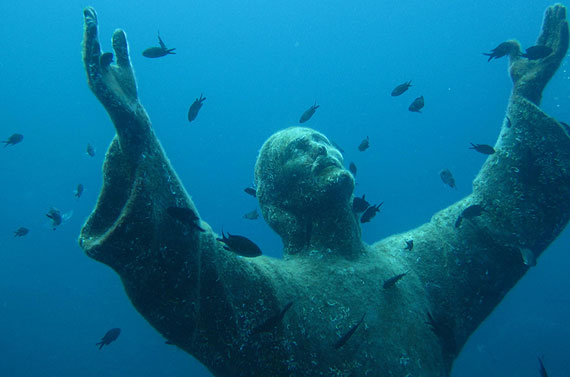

96,341,104,350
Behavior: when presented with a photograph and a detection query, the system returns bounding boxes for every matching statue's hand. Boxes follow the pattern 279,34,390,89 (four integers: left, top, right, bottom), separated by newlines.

509,4,569,104
82,7,139,115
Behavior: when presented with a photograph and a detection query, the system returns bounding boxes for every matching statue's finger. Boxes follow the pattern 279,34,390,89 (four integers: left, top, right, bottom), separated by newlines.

112,29,131,68
555,20,569,59
82,7,101,72
537,4,567,47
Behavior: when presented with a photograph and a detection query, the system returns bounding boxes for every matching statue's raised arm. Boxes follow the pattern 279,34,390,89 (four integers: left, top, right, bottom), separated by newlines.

80,5,570,377
373,3,570,369
80,10,283,375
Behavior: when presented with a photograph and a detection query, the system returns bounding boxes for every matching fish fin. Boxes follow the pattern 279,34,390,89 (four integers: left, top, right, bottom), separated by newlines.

167,48,176,54
158,32,166,49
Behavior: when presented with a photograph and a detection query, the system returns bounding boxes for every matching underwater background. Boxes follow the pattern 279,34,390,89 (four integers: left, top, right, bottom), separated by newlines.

1,0,569,376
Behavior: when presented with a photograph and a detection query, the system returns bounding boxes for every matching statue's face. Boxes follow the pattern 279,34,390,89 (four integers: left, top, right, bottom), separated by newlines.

256,127,354,212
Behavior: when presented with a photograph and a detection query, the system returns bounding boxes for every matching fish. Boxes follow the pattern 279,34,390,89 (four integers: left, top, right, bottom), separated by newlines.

99,52,113,68
299,102,319,123
252,301,294,334
520,248,537,267
391,81,412,96
352,194,370,213
187,93,206,123
404,240,413,251
333,313,365,349
331,141,345,154
86,143,95,157
425,312,457,355
506,116,512,128
383,272,407,289
408,96,424,112
46,208,63,230
244,187,257,197
217,230,262,257
167,206,205,232
439,169,456,189
520,45,553,60
75,184,84,199
96,328,121,349
14,227,29,237
469,143,495,155
360,202,383,223
142,33,176,58
483,42,515,61
243,209,259,220
348,162,357,177
454,204,485,228
3,133,23,147
538,356,549,377
358,136,369,152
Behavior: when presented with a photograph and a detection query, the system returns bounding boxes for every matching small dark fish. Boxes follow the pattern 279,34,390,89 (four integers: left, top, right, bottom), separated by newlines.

187,93,206,123
520,45,553,60
46,208,62,230
404,240,413,251
358,136,369,152
243,209,259,220
348,162,357,177
217,230,262,257
469,143,495,155
167,206,205,232
14,227,29,237
408,96,424,112
299,102,319,123
330,141,345,154
334,313,365,349
520,247,537,267
425,312,457,355
483,42,515,62
252,301,294,334
96,328,121,350
75,184,84,199
3,133,23,147
86,143,95,157
455,204,485,228
391,81,412,96
244,187,257,197
142,33,176,58
360,202,383,224
506,116,512,128
100,52,113,68
439,169,456,189
352,194,370,213
538,356,549,377
560,121,570,134
383,272,407,289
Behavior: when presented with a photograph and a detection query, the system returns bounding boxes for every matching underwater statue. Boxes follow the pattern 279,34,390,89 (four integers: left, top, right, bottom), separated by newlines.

80,5,569,376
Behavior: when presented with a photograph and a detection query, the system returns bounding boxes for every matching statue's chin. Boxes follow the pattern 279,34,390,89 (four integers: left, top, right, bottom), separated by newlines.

313,168,354,207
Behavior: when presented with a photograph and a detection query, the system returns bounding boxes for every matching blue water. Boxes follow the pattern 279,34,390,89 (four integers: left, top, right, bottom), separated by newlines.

1,0,569,375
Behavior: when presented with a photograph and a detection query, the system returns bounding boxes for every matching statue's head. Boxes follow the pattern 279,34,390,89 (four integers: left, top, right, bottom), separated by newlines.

254,127,357,254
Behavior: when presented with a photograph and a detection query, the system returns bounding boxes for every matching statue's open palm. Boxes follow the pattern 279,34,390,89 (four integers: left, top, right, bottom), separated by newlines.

83,7,139,117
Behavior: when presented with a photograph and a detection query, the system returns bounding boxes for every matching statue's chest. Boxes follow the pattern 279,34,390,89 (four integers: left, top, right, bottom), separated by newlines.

269,262,443,376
